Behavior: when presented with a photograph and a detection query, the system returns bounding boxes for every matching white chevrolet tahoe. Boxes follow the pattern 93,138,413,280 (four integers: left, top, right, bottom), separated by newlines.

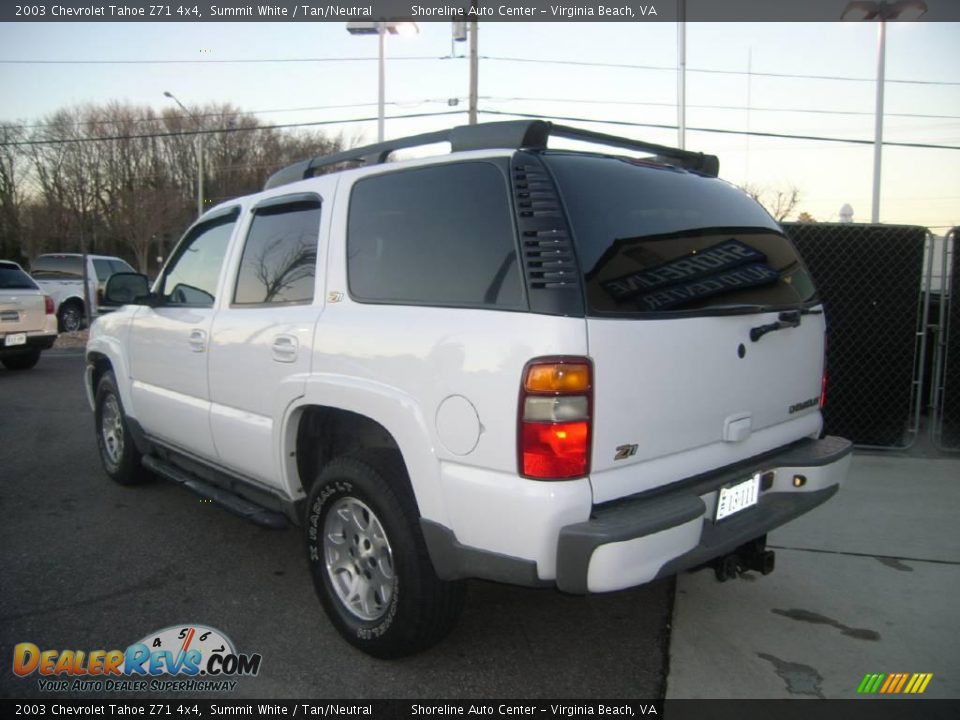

86,121,851,658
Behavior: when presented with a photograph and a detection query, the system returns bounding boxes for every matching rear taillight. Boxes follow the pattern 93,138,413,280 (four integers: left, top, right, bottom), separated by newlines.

44,296,55,315
518,357,592,480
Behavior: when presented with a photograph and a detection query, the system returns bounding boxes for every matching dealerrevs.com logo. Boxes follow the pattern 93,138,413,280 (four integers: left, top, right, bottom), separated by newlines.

12,624,262,693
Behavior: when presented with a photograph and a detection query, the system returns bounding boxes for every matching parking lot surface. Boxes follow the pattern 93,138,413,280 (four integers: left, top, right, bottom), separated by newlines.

0,352,672,699
668,453,960,699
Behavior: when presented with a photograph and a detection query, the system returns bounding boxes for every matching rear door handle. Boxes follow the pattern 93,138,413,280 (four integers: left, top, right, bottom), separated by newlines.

188,329,207,352
272,334,298,363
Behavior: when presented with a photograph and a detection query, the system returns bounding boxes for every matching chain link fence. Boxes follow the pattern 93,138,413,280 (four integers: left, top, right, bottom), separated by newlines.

932,227,958,451
783,223,929,449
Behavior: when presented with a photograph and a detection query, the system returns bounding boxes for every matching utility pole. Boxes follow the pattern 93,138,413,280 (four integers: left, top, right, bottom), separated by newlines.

468,20,479,125
677,0,686,149
871,20,886,224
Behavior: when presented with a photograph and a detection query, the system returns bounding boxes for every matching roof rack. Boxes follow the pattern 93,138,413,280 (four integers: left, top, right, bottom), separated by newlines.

263,119,719,190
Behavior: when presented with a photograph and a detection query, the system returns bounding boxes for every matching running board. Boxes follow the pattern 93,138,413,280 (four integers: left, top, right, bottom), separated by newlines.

142,455,289,529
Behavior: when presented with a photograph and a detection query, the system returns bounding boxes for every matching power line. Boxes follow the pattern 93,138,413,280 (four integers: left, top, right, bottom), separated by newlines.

2,99,459,131
0,110,465,148
480,55,960,87
5,106,958,153
3,52,958,87
478,109,960,151
0,55,445,65
481,95,960,121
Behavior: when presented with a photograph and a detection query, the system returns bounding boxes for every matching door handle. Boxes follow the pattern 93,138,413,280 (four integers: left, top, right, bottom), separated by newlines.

272,334,298,363
188,329,207,352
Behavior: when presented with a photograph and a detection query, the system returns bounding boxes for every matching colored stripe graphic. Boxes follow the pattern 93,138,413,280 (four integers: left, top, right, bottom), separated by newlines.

858,673,933,694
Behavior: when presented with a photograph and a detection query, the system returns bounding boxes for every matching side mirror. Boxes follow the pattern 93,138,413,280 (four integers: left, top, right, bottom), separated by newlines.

103,272,151,306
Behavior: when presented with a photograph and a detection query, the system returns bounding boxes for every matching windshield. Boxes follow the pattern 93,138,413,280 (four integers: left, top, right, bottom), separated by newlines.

0,265,39,290
544,153,818,316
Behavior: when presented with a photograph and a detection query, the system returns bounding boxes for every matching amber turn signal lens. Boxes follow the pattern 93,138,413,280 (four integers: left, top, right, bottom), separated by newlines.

524,363,591,393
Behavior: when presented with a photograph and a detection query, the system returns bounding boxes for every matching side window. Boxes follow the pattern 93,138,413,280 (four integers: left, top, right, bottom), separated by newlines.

160,211,238,307
233,197,321,305
92,259,114,282
347,161,523,309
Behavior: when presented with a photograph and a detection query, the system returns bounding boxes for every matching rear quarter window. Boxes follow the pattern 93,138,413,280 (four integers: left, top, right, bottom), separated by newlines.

544,154,818,316
347,161,524,310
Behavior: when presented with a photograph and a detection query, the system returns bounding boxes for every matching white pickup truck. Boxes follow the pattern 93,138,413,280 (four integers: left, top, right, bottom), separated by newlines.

86,120,851,658
30,253,136,332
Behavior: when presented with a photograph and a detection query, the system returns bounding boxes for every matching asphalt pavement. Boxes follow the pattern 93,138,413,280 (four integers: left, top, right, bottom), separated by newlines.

5,350,956,702
0,351,672,699
667,452,960,699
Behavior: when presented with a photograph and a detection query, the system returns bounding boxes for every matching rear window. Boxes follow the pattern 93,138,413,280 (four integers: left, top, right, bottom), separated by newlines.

0,264,39,290
30,255,82,279
544,154,818,316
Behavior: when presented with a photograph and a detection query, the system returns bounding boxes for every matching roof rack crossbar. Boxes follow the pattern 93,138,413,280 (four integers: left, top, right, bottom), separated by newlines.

263,120,718,190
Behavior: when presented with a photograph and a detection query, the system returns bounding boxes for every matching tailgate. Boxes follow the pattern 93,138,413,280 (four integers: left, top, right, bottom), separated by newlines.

0,292,46,335
588,311,825,502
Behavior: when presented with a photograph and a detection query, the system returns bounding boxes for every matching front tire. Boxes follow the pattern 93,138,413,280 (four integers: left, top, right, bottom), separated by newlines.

305,449,466,658
1,349,41,370
95,370,147,485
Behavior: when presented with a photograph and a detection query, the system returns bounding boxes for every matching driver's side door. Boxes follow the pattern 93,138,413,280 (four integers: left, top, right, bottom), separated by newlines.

128,207,239,462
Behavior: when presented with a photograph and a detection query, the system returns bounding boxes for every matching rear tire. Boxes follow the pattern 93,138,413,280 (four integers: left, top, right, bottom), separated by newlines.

305,449,466,658
95,370,147,485
1,350,41,370
58,302,84,333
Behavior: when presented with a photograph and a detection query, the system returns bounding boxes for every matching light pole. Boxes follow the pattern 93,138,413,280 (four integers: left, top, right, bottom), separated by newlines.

452,20,478,125
346,22,419,142
841,0,927,224
163,91,204,217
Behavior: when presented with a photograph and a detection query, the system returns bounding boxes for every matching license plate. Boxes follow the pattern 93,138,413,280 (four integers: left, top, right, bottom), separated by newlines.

4,333,26,347
716,474,761,521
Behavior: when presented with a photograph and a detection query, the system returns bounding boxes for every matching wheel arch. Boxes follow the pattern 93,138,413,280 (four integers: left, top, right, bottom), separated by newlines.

85,337,134,417
282,382,444,526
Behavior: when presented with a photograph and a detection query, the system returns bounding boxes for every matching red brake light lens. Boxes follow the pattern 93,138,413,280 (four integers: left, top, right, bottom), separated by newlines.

44,296,55,315
521,421,589,479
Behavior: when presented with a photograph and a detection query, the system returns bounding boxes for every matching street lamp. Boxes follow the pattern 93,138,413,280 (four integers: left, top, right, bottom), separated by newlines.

163,90,204,217
346,21,419,142
841,0,928,224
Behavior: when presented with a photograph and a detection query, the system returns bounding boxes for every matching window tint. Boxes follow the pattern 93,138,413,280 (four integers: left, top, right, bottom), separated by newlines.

347,162,522,309
160,211,238,307
544,154,818,316
234,199,320,305
92,259,114,282
30,255,82,279
0,264,39,290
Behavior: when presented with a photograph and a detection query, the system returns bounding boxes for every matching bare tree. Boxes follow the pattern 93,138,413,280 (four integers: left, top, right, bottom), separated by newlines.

10,101,348,268
0,124,26,261
739,182,802,222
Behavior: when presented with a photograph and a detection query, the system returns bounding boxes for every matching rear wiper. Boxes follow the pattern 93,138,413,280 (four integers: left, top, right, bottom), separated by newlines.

749,308,822,342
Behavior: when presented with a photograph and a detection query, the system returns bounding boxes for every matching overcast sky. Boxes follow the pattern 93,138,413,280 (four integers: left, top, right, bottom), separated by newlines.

1,20,958,230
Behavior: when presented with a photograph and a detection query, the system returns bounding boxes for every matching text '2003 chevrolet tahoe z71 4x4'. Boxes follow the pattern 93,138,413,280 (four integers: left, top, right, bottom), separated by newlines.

86,120,851,658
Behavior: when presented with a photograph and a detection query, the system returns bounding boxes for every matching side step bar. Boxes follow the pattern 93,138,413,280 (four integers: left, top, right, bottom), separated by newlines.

142,455,289,529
